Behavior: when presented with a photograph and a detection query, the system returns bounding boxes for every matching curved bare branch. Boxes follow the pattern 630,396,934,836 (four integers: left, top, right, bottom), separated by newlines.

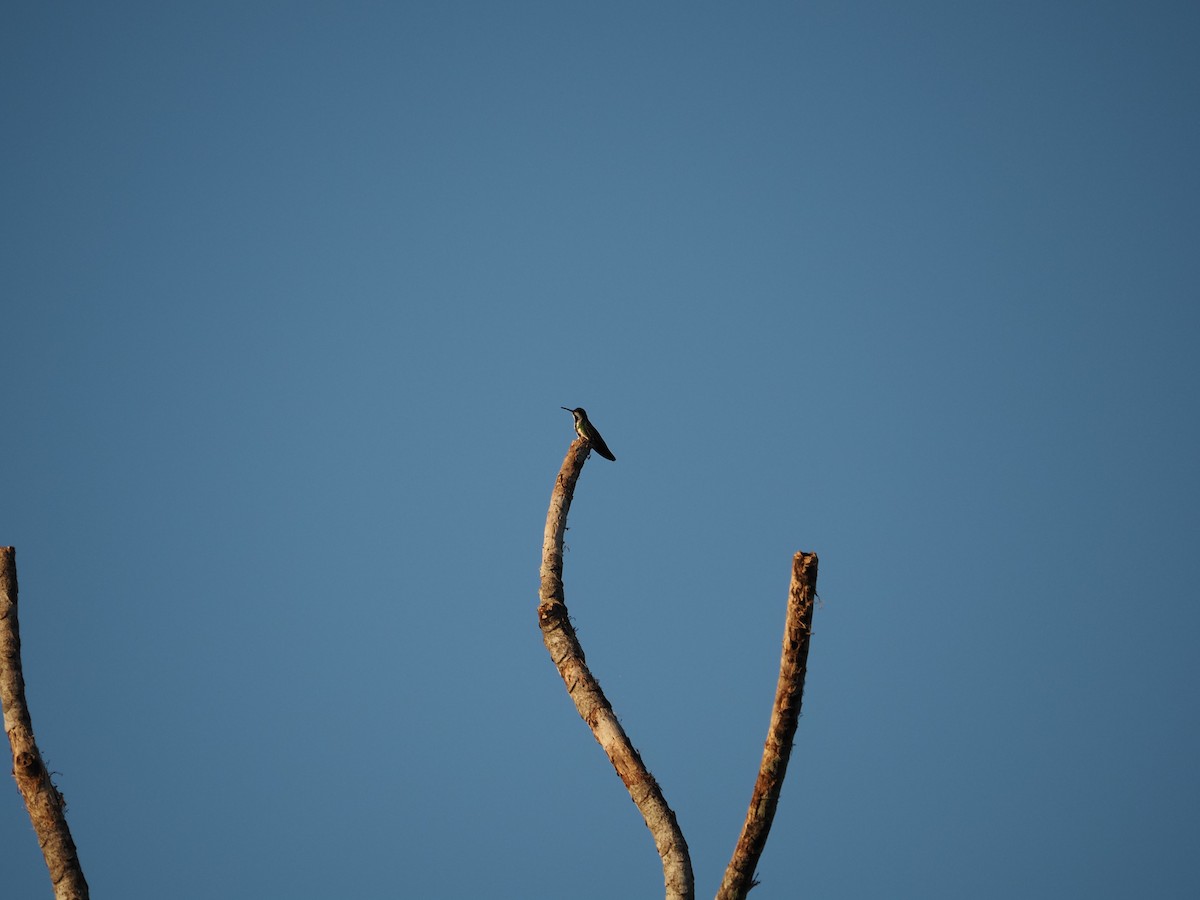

537,441,694,900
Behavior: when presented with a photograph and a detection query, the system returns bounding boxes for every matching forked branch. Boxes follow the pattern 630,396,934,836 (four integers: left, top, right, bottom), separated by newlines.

0,547,90,900
537,440,694,900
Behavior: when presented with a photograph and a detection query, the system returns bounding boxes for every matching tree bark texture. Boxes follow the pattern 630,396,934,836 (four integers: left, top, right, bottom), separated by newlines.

716,551,818,900
0,547,90,900
538,441,695,900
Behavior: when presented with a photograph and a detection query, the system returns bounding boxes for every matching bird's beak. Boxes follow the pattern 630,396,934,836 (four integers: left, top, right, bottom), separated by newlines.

560,407,571,412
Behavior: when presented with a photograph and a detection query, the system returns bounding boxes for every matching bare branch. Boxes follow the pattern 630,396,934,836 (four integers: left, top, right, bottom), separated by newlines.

0,547,90,900
537,441,695,900
717,551,819,900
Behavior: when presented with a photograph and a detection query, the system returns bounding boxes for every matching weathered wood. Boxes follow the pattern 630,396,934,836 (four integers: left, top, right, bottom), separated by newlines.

716,551,819,900
1,547,90,900
537,441,694,900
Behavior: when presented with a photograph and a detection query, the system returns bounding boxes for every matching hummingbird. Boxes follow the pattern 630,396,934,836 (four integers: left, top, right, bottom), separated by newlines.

561,407,616,461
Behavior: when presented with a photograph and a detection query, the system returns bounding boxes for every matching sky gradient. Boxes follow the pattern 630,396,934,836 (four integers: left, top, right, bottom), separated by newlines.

3,3,1199,897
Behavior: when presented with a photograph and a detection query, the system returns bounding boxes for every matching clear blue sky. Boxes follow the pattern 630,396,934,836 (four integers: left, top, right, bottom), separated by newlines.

3,3,1198,897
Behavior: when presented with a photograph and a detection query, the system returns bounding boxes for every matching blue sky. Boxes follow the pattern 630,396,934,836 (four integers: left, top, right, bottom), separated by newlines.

3,2,1198,897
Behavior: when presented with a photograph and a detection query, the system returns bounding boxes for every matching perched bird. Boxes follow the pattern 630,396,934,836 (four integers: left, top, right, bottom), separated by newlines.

561,407,616,461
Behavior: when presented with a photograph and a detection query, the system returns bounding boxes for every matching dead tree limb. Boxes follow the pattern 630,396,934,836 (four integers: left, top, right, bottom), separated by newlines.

716,551,819,900
0,546,90,900
537,440,694,900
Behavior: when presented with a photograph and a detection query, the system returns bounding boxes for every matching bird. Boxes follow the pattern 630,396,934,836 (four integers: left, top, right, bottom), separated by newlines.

561,407,616,461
